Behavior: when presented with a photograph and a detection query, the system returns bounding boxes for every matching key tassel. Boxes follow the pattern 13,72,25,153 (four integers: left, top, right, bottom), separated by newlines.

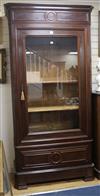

21,90,25,101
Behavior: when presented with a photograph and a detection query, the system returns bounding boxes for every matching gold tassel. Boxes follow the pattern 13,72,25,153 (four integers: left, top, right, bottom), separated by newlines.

21,90,25,101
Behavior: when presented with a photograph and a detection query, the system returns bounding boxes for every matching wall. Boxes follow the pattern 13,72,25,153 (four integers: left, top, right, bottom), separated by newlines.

0,16,14,172
0,0,100,172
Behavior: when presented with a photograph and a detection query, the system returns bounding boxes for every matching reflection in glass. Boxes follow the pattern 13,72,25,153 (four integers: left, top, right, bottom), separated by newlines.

25,36,79,131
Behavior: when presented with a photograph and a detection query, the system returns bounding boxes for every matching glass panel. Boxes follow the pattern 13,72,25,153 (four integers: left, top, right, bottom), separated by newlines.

25,36,79,132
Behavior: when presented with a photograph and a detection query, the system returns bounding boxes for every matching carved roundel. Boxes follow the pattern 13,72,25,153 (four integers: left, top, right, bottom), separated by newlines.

48,151,62,165
46,12,56,21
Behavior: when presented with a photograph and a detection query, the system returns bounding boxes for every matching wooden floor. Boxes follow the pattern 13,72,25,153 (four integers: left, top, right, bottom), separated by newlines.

11,178,100,196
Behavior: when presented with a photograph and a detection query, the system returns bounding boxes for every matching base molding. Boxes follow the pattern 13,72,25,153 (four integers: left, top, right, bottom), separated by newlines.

15,164,94,189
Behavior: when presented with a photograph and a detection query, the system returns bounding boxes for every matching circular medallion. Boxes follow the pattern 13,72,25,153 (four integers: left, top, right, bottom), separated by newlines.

47,12,56,21
48,151,62,165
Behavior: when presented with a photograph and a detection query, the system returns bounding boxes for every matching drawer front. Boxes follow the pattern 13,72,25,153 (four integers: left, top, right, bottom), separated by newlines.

15,144,91,171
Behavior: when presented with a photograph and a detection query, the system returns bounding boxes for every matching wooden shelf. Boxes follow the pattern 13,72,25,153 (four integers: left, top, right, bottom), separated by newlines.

27,80,78,84
28,105,79,113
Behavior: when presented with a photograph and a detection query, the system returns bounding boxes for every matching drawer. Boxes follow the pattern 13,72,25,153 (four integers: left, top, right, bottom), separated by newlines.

16,144,91,171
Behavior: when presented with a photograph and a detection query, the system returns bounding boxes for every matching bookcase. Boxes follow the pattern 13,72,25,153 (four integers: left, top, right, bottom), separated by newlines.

92,92,100,179
5,3,93,189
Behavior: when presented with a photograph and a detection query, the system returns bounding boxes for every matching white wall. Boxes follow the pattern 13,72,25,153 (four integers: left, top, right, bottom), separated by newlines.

0,16,14,172
0,0,100,172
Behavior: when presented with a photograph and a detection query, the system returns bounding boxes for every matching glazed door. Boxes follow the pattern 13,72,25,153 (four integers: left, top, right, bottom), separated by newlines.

26,35,79,132
16,29,89,145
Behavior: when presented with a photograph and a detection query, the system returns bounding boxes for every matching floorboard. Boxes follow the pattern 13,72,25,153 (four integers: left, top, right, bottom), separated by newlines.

11,177,100,196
